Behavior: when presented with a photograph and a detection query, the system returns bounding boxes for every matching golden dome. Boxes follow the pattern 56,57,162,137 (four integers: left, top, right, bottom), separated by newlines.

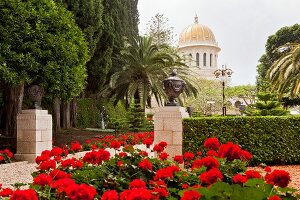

179,15,218,48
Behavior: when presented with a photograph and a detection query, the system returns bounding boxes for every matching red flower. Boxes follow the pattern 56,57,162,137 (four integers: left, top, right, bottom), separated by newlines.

232,174,247,184
0,188,13,197
129,179,147,189
265,170,290,188
154,166,179,181
181,190,201,200
33,173,52,186
119,152,127,157
3,149,13,158
35,154,50,165
110,140,121,149
218,142,242,161
152,187,169,199
51,178,75,193
199,168,223,185
245,170,261,179
10,189,38,200
153,145,164,153
206,150,218,157
65,183,97,200
158,141,167,148
0,156,3,162
159,152,169,160
50,147,64,157
143,138,153,148
82,149,110,165
203,137,220,150
70,142,82,152
139,151,149,157
39,159,56,171
240,150,252,161
138,159,153,171
192,156,219,171
184,152,195,161
49,169,71,180
182,183,189,189
264,166,272,173
174,155,184,164
101,190,118,200
121,189,152,200
117,161,124,167
268,195,281,200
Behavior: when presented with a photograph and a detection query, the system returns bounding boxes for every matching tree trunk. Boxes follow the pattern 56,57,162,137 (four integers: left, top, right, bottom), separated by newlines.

61,101,70,129
0,83,24,137
53,97,61,134
70,98,77,127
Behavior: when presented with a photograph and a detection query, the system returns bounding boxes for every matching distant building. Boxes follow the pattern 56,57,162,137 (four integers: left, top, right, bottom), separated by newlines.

178,15,221,80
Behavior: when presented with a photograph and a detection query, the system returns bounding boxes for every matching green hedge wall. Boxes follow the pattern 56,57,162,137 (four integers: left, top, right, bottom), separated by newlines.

183,116,300,165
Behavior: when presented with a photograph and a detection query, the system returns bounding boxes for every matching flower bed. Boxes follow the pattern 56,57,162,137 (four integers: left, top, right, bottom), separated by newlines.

0,135,299,200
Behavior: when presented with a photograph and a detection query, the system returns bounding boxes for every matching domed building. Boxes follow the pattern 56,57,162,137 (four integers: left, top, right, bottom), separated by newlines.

178,15,220,79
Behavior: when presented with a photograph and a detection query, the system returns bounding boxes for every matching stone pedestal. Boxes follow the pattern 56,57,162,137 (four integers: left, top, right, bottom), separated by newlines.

15,110,52,163
154,106,188,160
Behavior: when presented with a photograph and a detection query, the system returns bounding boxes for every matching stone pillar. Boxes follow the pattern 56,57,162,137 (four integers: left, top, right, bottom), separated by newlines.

154,106,189,159
15,110,52,163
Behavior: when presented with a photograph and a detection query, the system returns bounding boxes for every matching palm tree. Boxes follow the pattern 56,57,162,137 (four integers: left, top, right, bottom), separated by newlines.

108,36,197,109
268,43,300,97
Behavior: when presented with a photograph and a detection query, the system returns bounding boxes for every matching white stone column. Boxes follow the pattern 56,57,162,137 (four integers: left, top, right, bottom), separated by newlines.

15,110,52,163
154,106,188,160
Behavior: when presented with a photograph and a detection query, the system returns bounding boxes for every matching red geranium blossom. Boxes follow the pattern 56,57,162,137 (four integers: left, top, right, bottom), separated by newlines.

119,152,127,157
101,190,118,200
129,179,146,189
158,141,167,148
10,189,38,200
199,168,223,185
0,188,13,197
159,152,169,160
240,150,252,161
245,170,261,179
65,183,97,200
143,138,153,148
120,189,152,200
218,142,242,161
153,145,164,153
50,147,64,157
174,155,184,164
51,178,75,193
49,169,71,180
70,141,82,152
265,170,290,188
33,173,52,186
138,159,153,171
268,195,281,200
264,166,272,173
39,159,56,171
181,190,201,200
139,151,149,157
184,152,195,161
192,156,219,171
232,174,247,184
110,140,121,149
203,137,220,150
206,150,218,157
152,187,169,199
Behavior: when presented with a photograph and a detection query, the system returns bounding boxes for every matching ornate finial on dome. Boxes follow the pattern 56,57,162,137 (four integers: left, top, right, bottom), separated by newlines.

194,14,199,24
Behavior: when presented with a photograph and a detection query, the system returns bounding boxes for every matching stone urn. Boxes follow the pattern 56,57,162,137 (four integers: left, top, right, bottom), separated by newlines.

27,85,44,109
163,69,186,106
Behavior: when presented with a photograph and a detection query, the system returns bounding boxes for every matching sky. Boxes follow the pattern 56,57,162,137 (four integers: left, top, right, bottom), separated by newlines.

138,0,300,85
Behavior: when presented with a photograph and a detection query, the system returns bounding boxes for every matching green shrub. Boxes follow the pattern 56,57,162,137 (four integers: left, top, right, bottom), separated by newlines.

76,98,100,128
183,116,300,165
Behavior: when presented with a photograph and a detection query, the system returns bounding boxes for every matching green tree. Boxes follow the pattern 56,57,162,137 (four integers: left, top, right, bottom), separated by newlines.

244,92,288,116
256,24,300,91
268,43,300,97
108,36,198,109
0,0,89,136
145,13,175,46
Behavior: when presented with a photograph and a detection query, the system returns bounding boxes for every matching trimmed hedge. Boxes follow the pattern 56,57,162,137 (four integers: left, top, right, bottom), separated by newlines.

183,116,300,165
76,98,100,128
